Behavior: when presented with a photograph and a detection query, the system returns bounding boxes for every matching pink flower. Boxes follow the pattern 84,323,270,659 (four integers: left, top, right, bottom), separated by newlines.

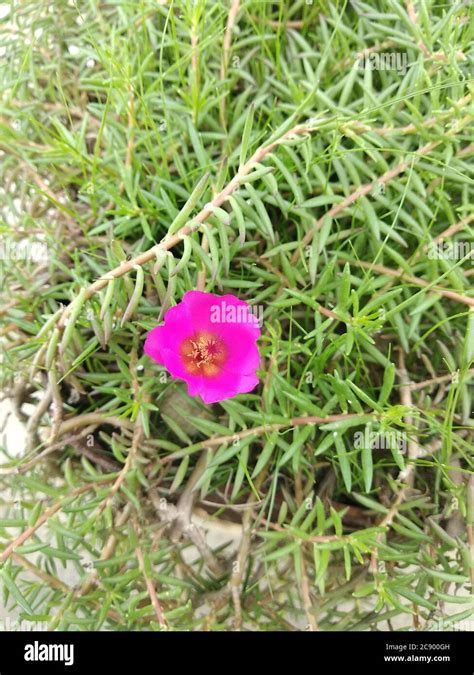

144,291,261,404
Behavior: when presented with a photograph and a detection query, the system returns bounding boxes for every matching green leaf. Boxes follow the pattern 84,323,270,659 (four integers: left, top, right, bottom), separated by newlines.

120,265,144,326
239,102,255,167
0,567,35,615
334,433,352,492
167,172,210,236
361,444,373,493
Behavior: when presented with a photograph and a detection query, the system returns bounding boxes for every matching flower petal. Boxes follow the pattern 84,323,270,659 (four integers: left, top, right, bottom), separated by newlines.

144,291,261,405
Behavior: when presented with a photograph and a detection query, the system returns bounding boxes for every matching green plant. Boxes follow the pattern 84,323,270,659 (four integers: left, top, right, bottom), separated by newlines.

0,0,473,631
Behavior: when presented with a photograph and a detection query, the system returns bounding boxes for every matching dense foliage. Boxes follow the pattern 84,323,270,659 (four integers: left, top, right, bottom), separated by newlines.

0,0,473,631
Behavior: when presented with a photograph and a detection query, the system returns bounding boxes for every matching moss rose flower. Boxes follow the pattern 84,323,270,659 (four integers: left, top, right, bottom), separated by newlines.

144,291,261,404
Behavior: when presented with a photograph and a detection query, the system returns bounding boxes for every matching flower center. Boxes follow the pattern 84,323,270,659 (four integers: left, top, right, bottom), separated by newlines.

180,332,227,377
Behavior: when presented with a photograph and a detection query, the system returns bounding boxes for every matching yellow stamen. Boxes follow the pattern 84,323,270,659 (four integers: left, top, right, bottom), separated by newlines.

180,332,227,377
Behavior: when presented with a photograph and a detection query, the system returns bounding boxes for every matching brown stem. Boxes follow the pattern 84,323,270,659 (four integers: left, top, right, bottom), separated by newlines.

133,513,168,628
346,258,474,308
162,413,369,464
291,110,472,264
220,0,241,131
0,483,106,564
55,119,316,334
